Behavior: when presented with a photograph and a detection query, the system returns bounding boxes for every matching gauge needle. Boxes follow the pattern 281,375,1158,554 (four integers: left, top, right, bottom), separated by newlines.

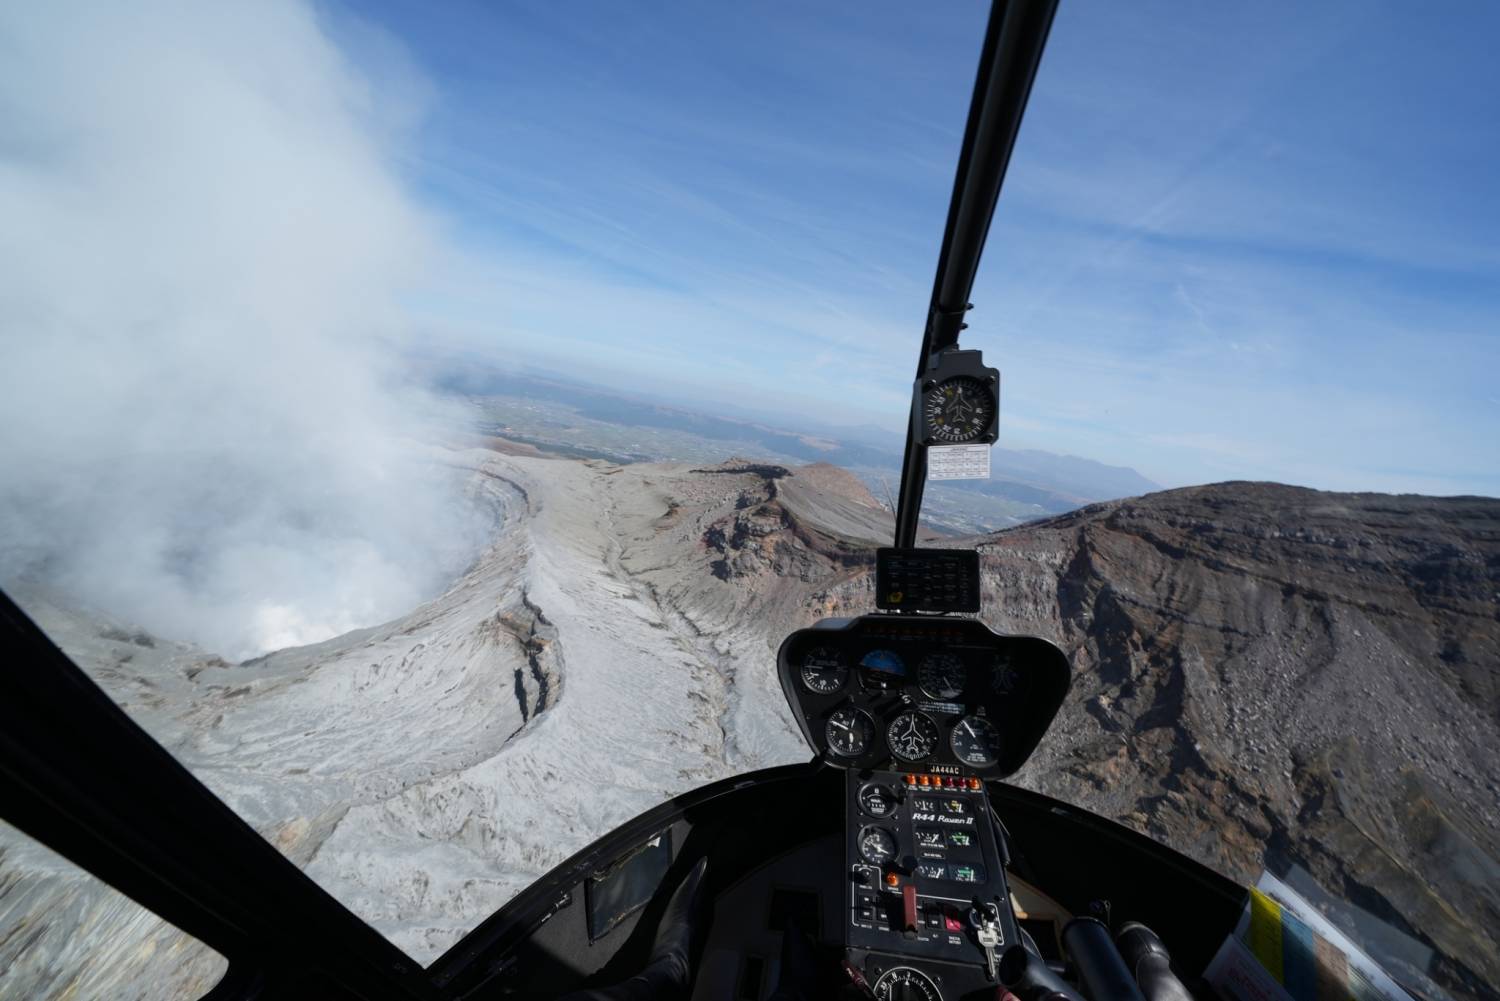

962,721,975,737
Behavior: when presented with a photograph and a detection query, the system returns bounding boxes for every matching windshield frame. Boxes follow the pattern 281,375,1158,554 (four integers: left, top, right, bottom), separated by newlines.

0,590,439,998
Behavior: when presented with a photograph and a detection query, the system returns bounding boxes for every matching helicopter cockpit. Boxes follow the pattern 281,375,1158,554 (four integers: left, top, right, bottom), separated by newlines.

5,0,1474,998
775,610,1074,999
511,599,1202,1001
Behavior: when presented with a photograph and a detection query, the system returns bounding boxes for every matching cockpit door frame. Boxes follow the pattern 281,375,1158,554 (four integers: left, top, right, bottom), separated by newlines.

0,590,438,1000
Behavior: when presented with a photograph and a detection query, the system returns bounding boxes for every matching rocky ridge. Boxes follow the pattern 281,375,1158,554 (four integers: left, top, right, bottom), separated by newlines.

971,483,1500,999
2,458,1496,1001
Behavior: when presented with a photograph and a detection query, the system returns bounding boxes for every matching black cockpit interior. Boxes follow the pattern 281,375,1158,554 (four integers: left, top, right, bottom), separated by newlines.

421,611,1242,1001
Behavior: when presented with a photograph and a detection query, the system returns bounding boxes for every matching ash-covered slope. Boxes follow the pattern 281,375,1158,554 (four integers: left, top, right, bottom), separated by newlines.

0,452,887,998
975,482,1500,999
5,460,1496,1001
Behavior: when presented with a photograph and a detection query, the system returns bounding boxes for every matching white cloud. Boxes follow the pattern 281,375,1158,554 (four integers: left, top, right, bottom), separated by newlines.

0,1,487,658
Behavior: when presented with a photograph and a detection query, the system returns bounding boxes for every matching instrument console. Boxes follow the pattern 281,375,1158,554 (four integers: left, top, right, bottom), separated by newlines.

776,615,1072,998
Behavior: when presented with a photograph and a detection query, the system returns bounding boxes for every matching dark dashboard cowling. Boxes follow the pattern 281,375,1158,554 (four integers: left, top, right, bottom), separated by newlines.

776,615,1070,778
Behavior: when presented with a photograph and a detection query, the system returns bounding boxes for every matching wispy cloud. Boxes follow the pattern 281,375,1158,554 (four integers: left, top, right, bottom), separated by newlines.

349,1,1500,495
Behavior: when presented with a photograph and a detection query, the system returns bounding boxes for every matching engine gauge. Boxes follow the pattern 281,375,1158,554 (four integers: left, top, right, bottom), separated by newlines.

800,646,846,695
858,826,898,865
923,375,996,444
950,715,1002,767
886,711,939,762
857,782,899,819
825,707,874,757
873,966,942,1001
918,652,966,700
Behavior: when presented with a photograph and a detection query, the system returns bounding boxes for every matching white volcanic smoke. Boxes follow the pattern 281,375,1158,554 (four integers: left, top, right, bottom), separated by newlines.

0,2,486,659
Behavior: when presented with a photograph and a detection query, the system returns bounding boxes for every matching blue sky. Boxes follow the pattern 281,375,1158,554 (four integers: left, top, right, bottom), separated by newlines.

329,0,1498,495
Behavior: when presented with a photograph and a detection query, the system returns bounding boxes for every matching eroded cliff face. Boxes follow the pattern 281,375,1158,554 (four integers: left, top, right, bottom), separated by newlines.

3,459,1495,1000
617,465,1500,997
969,484,1500,999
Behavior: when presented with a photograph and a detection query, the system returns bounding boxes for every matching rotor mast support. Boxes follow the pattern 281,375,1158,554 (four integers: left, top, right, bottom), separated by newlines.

892,0,1058,548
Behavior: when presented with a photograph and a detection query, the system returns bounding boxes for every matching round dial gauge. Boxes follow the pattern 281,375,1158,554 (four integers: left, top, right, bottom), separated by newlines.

825,707,874,757
885,711,939,762
950,715,1003,767
858,826,898,865
991,653,1028,696
873,967,942,1001
857,782,899,819
859,648,906,690
918,652,966,700
800,646,846,695
924,375,995,444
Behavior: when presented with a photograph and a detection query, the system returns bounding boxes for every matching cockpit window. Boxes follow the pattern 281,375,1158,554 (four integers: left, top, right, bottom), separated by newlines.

0,819,228,999
2,1,1495,997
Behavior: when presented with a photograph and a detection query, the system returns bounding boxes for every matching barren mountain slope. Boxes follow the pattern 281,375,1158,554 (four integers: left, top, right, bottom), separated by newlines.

3,458,1495,1000
552,462,1500,996
973,483,1500,1000
0,452,887,998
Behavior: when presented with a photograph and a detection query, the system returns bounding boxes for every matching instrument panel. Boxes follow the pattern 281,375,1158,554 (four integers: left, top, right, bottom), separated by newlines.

777,615,1070,778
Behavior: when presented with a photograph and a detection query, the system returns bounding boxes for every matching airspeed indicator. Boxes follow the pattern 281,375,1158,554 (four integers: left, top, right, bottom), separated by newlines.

800,646,847,694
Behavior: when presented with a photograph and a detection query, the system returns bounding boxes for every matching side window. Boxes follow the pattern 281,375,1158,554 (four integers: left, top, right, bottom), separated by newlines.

0,819,228,1001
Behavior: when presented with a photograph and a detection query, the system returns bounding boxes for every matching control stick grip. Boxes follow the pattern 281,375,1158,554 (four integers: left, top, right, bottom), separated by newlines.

1061,918,1146,1001
998,944,1085,1001
1115,922,1194,1001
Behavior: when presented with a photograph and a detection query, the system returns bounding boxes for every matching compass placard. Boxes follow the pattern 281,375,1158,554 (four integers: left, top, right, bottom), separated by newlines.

927,444,990,481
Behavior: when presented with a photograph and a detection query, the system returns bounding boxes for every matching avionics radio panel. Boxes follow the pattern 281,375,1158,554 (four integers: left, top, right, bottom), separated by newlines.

843,768,1017,968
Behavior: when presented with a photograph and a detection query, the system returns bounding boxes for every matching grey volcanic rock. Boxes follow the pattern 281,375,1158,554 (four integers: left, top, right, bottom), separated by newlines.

4,464,1496,1001
972,483,1500,1000
0,452,884,997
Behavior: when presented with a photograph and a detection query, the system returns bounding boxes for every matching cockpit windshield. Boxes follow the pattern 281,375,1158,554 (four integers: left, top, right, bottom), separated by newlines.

1,3,1496,1000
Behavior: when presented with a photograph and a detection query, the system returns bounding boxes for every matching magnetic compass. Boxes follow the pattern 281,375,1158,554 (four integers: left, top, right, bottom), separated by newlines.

922,376,996,444
915,349,1000,447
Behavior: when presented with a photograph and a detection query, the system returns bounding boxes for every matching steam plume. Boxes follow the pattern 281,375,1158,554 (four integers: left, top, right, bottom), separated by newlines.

0,1,485,659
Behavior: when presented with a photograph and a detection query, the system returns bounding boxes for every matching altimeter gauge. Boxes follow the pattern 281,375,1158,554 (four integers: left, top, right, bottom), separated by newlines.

886,711,939,762
800,646,846,694
918,652,966,700
950,715,1002,767
825,707,874,757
